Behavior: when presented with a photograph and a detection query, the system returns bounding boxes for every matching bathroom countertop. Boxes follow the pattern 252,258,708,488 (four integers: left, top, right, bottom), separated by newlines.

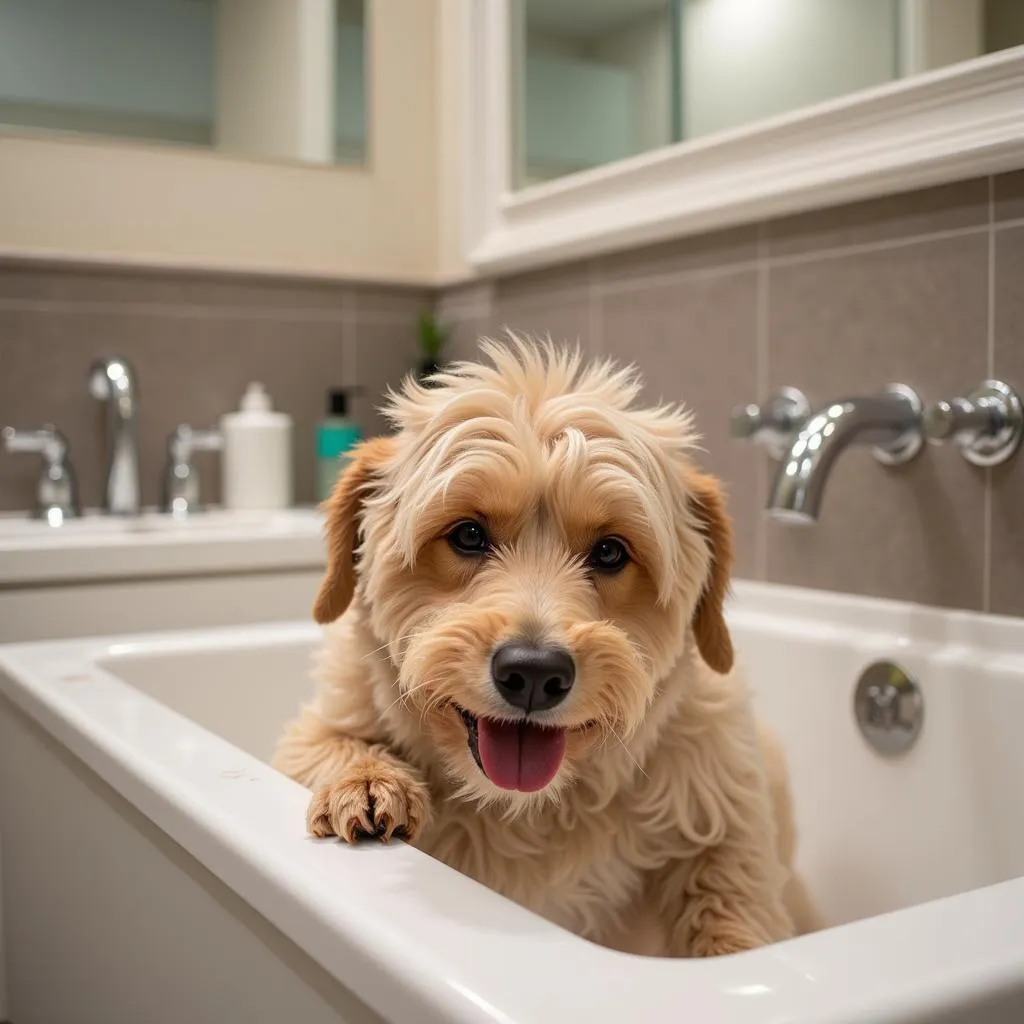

0,507,326,586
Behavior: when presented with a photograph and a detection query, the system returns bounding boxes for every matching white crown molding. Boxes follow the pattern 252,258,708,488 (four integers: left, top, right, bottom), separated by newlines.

462,2,1024,276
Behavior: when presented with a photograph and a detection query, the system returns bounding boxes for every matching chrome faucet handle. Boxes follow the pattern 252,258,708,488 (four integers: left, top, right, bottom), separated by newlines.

163,425,223,516
2,424,80,523
922,380,1023,467
730,387,810,459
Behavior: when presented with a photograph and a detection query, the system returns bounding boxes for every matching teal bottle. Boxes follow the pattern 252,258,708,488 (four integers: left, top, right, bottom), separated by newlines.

315,388,363,502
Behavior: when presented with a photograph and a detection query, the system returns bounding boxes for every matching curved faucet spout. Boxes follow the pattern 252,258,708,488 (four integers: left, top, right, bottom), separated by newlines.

89,357,140,515
766,385,922,524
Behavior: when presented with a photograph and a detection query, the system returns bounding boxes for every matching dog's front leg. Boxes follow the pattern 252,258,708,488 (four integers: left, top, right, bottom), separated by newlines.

272,709,430,844
658,840,793,958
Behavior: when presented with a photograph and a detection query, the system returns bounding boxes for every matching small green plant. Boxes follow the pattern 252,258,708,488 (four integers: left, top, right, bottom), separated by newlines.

418,310,449,363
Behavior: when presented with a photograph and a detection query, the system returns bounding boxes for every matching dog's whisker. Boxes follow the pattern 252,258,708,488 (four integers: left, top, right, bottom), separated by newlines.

629,643,654,671
606,723,648,779
380,678,432,716
361,631,422,661
414,679,449,727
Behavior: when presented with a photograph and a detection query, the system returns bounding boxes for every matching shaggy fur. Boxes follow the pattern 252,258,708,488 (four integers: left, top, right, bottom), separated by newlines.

273,338,818,956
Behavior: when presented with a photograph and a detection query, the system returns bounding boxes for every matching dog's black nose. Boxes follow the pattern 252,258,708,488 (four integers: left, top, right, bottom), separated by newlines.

491,643,576,713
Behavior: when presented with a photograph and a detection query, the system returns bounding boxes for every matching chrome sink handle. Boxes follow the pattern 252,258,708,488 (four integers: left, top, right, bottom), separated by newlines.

730,387,810,459
923,380,1022,467
2,424,80,523
163,424,223,516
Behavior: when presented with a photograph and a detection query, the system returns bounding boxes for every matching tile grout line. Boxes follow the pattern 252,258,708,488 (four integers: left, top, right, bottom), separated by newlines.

436,303,493,324
433,279,496,324
0,297,421,327
767,221,989,270
755,222,769,583
588,260,603,358
593,222,990,302
5,221,1003,326
598,259,761,299
993,213,1024,231
983,471,993,614
987,175,996,377
983,176,996,613
342,290,359,396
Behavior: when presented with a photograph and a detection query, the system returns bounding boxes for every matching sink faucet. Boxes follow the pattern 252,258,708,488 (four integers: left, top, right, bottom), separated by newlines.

766,384,923,524
89,357,141,515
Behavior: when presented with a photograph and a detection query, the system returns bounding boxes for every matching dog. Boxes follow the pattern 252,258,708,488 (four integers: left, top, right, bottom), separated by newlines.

273,338,818,956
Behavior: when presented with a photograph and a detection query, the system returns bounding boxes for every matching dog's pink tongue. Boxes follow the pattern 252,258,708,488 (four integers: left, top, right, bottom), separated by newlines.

477,718,566,792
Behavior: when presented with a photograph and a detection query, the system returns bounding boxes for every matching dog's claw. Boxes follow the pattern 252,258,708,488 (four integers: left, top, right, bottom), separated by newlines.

342,811,375,844
306,758,430,845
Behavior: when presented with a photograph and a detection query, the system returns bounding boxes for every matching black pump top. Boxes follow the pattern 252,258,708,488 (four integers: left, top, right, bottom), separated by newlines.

327,386,363,417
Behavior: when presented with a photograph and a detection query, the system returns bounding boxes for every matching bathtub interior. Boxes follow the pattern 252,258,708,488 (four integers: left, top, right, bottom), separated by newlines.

740,626,1024,930
103,640,318,765
99,619,1024,947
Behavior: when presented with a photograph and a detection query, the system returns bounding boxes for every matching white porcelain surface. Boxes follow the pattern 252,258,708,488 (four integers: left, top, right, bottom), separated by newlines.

0,507,325,585
2,581,1024,1023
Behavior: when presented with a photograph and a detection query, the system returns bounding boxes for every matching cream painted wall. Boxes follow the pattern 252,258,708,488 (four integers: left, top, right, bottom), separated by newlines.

435,0,472,283
0,1,441,283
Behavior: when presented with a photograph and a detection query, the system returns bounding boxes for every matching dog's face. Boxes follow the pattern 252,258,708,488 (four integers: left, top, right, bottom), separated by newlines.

314,342,733,807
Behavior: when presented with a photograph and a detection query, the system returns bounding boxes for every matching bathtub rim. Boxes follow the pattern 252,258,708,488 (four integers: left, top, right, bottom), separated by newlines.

0,580,1023,1024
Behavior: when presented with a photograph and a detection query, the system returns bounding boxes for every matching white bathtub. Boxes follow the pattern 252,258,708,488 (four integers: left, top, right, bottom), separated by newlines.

1,581,1023,1024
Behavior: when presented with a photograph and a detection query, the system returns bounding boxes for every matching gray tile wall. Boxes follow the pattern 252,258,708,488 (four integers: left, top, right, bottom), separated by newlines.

4,172,1022,618
439,172,1024,618
0,263,429,511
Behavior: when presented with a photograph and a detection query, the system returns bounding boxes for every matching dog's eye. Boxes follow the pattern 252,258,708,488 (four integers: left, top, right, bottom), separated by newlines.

588,537,630,573
448,520,490,556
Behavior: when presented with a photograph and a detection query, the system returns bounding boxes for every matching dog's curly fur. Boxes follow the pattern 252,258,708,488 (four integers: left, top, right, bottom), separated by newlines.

273,338,818,956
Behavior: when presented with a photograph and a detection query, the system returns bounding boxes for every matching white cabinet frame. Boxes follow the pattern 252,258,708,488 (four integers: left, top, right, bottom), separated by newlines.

461,0,1024,275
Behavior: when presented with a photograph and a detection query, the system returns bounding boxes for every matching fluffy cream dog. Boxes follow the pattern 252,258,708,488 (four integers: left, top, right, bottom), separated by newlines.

273,338,816,956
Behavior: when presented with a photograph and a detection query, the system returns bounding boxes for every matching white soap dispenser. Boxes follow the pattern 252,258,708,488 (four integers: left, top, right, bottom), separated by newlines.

220,382,293,510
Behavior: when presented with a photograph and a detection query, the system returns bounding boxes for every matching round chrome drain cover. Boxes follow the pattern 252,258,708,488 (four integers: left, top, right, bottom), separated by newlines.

854,660,923,756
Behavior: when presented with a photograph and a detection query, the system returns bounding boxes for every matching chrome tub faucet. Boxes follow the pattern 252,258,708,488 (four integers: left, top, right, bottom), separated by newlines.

765,384,923,524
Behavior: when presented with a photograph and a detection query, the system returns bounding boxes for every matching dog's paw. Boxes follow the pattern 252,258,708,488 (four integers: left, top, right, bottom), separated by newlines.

307,757,429,844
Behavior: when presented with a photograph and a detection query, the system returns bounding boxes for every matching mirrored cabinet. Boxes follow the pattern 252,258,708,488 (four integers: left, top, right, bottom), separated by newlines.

512,0,1024,189
0,0,367,166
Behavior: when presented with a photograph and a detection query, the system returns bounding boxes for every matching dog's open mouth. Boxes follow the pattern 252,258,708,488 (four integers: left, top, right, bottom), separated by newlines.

458,707,566,793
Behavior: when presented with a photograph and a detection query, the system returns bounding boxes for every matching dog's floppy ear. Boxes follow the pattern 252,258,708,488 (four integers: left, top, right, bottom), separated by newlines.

313,436,396,625
686,470,734,675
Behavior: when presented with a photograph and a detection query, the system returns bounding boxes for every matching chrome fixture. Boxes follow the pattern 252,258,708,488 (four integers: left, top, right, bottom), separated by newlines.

854,660,924,757
163,425,223,516
766,384,923,524
923,379,1023,467
88,357,140,516
730,387,810,459
2,425,80,525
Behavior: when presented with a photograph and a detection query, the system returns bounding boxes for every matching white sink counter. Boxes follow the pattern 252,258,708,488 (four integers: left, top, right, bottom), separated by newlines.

0,508,325,586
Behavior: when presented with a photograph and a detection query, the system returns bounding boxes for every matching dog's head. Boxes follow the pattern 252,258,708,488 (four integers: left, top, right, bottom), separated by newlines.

314,340,733,807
